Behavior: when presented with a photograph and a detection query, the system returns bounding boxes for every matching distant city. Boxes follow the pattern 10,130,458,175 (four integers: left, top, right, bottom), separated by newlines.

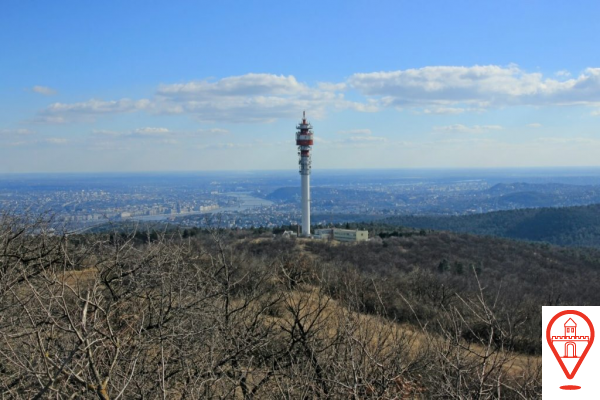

3,168,600,231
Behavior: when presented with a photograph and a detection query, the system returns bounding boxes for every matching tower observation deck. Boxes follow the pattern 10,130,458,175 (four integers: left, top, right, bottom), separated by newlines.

296,111,313,236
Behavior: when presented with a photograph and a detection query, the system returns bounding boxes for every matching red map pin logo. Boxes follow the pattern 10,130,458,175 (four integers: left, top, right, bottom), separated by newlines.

546,310,595,390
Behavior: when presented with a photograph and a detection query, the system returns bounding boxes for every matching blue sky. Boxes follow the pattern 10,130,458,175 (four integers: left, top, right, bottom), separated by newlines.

1,0,600,173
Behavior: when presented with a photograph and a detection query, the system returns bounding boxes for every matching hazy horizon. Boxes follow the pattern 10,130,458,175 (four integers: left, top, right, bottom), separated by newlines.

5,165,600,175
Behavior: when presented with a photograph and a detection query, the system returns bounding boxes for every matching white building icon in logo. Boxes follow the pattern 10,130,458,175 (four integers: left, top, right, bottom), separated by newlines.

551,318,589,358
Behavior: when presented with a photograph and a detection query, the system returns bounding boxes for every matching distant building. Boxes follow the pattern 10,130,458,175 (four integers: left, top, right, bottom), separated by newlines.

282,230,298,238
313,228,368,242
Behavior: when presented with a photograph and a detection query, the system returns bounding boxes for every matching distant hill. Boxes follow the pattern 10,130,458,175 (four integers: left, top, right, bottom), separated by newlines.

482,182,593,208
485,182,573,195
384,203,600,247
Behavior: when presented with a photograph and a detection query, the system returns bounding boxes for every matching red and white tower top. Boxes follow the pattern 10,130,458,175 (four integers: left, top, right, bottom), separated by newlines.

296,111,313,175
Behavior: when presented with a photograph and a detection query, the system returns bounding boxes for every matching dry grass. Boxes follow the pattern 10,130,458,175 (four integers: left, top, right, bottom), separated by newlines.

59,267,97,287
267,285,540,376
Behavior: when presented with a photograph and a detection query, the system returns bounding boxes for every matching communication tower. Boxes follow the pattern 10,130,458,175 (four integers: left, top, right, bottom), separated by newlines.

296,111,313,236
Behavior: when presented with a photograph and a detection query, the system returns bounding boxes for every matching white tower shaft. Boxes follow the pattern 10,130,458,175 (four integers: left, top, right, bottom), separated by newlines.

301,173,310,236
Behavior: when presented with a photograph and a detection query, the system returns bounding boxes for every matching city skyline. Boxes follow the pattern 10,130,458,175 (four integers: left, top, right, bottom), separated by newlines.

2,1,600,173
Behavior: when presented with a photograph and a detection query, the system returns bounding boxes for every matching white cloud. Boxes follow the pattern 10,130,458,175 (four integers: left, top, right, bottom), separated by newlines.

51,98,150,114
5,141,31,147
526,123,542,128
423,107,466,115
154,73,360,123
32,85,57,96
158,74,306,97
317,82,347,91
92,129,121,136
0,128,35,136
555,70,572,78
92,127,170,139
0,135,67,147
132,127,170,136
31,67,600,126
347,135,387,142
36,74,365,124
431,137,499,146
349,65,600,111
433,124,503,134
591,109,600,116
318,135,388,149
45,137,68,144
32,116,68,124
37,98,150,123
337,129,372,135
93,127,229,140
91,127,171,141
197,142,254,150
196,128,230,135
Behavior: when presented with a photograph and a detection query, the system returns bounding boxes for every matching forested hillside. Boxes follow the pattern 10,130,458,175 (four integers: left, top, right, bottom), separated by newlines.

0,214,571,398
248,230,600,354
384,203,600,247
